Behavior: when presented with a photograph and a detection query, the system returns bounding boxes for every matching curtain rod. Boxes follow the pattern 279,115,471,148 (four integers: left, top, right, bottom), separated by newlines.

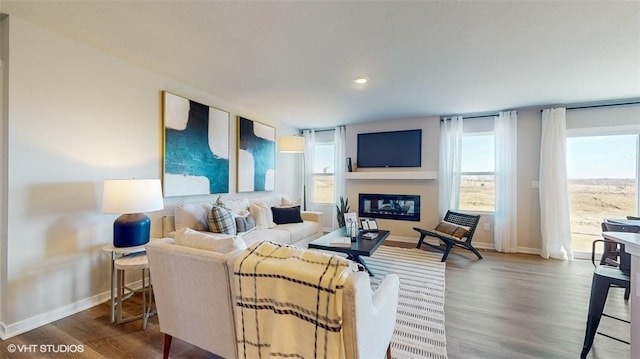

541,100,640,112
441,113,499,120
463,114,498,119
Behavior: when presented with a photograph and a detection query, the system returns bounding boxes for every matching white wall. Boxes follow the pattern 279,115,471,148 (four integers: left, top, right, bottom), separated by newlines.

566,104,640,130
0,15,8,335
0,15,301,338
514,109,543,253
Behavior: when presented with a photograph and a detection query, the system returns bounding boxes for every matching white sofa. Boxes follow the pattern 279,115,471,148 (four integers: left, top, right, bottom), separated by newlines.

162,193,323,248
146,239,400,359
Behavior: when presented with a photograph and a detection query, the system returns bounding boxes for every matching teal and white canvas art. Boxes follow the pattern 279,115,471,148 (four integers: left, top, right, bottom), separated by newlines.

237,116,275,192
163,91,230,197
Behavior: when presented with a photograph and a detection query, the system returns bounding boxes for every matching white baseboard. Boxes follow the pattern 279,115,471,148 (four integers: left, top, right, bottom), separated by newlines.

0,279,144,340
515,246,541,255
0,292,109,340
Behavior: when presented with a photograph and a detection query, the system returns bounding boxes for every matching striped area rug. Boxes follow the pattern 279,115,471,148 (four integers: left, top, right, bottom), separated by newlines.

366,245,448,359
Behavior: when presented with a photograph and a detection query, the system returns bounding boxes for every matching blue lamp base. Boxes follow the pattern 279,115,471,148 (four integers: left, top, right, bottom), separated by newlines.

113,213,151,247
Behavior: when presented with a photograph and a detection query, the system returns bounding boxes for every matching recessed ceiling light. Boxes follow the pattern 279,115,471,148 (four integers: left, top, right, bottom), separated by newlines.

354,77,368,85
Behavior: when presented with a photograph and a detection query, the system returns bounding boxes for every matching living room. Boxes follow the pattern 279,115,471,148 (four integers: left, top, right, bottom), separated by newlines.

0,1,639,358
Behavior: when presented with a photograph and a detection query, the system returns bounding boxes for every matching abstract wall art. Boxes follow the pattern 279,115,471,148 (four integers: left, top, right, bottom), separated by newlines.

163,91,230,197
237,116,275,192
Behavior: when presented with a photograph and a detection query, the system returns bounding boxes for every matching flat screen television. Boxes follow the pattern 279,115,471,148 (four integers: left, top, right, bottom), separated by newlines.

357,129,422,168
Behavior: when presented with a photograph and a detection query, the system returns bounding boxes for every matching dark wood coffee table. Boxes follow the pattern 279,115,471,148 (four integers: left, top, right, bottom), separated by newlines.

308,227,390,276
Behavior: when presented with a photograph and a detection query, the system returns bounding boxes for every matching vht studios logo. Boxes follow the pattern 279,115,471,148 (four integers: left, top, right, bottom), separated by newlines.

6,343,85,354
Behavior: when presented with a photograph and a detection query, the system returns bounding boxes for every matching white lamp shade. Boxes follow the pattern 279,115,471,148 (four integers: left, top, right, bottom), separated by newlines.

278,136,305,153
102,179,164,214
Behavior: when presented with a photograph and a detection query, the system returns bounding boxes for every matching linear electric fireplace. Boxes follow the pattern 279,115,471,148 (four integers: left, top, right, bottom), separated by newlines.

358,193,420,221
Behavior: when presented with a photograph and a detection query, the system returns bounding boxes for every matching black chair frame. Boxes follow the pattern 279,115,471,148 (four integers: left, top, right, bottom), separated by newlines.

580,221,638,358
414,211,482,262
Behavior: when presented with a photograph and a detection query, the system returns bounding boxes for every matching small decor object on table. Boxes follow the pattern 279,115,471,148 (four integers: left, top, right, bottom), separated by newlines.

329,236,352,247
361,232,378,240
347,157,353,172
360,218,378,232
344,212,358,226
344,213,359,241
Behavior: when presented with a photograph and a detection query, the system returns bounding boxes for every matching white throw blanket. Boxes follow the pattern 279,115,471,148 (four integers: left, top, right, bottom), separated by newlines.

234,241,355,359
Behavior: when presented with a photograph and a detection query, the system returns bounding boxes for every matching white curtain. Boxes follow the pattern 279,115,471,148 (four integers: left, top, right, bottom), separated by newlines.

302,129,316,211
539,108,574,260
333,126,347,229
438,116,463,219
494,111,518,253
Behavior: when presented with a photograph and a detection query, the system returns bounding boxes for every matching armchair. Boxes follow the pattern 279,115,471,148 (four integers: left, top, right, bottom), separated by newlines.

342,270,400,359
146,239,400,359
414,210,482,262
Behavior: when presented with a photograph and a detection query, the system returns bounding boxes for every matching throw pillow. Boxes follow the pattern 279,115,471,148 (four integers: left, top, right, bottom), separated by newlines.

271,205,303,225
249,201,276,229
220,197,251,215
252,195,283,209
174,202,214,232
207,206,237,235
280,197,302,208
175,227,246,253
434,221,470,239
235,213,257,233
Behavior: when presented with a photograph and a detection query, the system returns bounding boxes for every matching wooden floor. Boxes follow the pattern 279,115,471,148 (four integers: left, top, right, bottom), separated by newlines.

1,242,630,359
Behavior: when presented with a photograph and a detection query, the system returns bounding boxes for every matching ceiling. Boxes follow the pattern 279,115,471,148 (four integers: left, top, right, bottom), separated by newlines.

2,1,639,128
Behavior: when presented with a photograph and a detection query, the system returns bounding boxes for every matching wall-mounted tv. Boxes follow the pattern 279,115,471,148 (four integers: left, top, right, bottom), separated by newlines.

357,129,422,168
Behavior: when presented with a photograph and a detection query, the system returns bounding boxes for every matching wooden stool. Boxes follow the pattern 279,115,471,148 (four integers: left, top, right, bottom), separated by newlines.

114,253,154,329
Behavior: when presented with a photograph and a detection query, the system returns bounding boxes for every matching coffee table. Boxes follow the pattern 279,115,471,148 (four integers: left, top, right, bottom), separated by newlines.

308,227,390,276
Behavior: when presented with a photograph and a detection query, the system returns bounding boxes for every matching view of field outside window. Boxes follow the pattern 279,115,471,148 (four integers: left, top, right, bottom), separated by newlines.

312,143,335,203
459,134,496,211
567,133,639,254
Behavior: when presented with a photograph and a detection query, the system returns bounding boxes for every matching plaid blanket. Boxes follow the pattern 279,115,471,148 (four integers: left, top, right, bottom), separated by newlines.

234,241,356,359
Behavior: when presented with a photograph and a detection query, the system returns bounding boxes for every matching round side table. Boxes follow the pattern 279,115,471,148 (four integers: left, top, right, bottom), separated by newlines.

114,252,155,330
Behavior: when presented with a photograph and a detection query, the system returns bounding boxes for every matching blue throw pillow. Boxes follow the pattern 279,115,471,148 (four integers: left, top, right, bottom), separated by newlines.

235,213,257,233
271,206,303,225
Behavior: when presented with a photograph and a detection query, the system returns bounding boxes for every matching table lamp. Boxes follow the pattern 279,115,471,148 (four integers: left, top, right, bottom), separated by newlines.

102,179,164,247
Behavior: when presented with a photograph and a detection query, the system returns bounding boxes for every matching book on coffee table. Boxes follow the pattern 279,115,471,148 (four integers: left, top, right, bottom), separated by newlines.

329,236,352,246
361,232,378,240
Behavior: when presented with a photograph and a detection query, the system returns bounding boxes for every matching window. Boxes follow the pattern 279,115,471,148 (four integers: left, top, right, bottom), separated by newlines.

459,133,495,211
312,143,335,203
566,131,639,254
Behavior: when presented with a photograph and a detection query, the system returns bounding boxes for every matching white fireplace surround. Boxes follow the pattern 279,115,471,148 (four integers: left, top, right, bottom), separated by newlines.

346,171,437,180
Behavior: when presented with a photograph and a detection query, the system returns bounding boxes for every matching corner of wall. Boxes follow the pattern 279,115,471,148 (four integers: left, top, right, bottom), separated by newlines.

0,321,6,340
0,13,8,330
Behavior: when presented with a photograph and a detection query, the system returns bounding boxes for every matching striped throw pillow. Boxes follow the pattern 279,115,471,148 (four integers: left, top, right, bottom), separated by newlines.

434,221,469,239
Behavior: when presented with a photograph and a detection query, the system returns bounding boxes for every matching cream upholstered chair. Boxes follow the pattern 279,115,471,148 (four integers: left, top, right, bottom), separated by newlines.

342,270,400,359
146,239,400,359
146,239,238,359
